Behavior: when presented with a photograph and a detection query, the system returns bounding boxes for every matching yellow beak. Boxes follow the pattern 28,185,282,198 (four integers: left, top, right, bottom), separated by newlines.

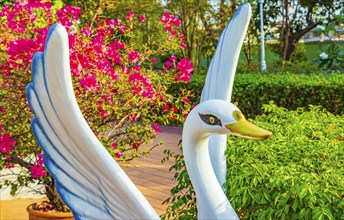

225,110,272,140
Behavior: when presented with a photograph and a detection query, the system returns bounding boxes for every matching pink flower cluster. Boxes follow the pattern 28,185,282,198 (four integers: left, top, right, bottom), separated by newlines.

0,2,82,75
163,56,193,83
175,58,193,82
79,74,99,91
128,72,154,98
0,1,51,34
56,5,82,27
160,12,180,28
160,12,186,49
68,21,129,88
0,1,194,164
128,50,141,64
30,153,47,179
0,133,15,154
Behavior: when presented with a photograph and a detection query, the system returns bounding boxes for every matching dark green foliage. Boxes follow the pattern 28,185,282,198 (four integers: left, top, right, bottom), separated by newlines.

162,103,344,219
318,44,344,71
161,149,197,220
168,73,344,116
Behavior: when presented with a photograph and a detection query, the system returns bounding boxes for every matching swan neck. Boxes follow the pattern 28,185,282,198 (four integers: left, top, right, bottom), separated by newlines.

182,125,238,219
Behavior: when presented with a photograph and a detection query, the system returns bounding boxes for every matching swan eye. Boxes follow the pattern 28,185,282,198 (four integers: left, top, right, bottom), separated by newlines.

199,113,222,127
209,116,215,124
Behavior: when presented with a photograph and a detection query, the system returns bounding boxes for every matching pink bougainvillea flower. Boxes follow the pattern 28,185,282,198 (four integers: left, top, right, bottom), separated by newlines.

151,124,161,132
79,74,98,91
142,88,154,98
128,72,153,97
139,15,146,22
164,25,172,32
171,18,180,27
81,27,91,37
106,19,118,29
0,124,3,131
163,104,169,111
131,142,139,149
151,58,157,63
177,58,193,73
175,58,193,82
178,33,185,41
28,0,53,10
180,43,186,49
100,110,108,118
0,133,15,154
128,50,141,63
56,5,82,27
128,11,134,17
164,61,173,69
0,107,4,113
115,152,123,158
109,40,125,50
170,55,177,61
111,142,117,149
37,153,44,165
6,39,39,68
116,18,123,25
118,25,127,34
160,12,170,24
30,164,47,179
160,12,180,27
103,95,113,103
134,65,141,71
183,97,190,104
122,66,131,74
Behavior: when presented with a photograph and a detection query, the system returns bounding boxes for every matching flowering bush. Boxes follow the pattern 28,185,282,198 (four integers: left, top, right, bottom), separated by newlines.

0,0,193,212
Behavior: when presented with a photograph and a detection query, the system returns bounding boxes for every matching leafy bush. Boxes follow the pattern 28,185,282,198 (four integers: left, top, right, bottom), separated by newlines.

168,72,344,116
162,103,344,219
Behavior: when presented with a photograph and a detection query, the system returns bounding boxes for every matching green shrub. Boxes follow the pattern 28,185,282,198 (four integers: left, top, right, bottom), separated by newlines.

225,103,344,219
168,73,344,116
162,103,344,219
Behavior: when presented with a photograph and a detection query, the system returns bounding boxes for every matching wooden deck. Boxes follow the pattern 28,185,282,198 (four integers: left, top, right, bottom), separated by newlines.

122,126,182,215
0,126,182,219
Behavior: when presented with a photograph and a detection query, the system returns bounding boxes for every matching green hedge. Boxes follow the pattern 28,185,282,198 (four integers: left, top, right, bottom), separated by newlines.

162,103,344,219
168,72,344,116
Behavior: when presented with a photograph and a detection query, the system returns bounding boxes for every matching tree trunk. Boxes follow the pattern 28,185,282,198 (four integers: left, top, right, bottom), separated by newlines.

284,42,295,61
45,175,70,212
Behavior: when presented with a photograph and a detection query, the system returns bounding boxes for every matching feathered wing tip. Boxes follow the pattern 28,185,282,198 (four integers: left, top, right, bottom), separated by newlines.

200,3,252,187
201,2,252,102
26,24,159,219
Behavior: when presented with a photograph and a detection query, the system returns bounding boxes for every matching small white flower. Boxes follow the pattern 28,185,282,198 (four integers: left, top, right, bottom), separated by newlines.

319,52,328,59
318,26,325,31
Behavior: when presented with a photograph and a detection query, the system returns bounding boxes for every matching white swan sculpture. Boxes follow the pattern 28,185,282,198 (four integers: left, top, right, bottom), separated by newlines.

27,3,271,219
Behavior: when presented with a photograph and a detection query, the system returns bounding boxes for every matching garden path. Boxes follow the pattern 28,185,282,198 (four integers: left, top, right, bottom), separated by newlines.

0,126,182,219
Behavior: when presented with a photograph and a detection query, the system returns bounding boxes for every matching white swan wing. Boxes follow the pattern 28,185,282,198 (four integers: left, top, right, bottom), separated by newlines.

26,24,159,220
200,3,251,186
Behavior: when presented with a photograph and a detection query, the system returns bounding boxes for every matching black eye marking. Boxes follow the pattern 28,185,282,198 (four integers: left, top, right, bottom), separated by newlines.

198,113,222,127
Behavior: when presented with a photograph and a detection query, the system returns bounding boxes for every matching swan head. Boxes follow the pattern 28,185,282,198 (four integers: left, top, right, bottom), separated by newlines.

185,99,272,140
